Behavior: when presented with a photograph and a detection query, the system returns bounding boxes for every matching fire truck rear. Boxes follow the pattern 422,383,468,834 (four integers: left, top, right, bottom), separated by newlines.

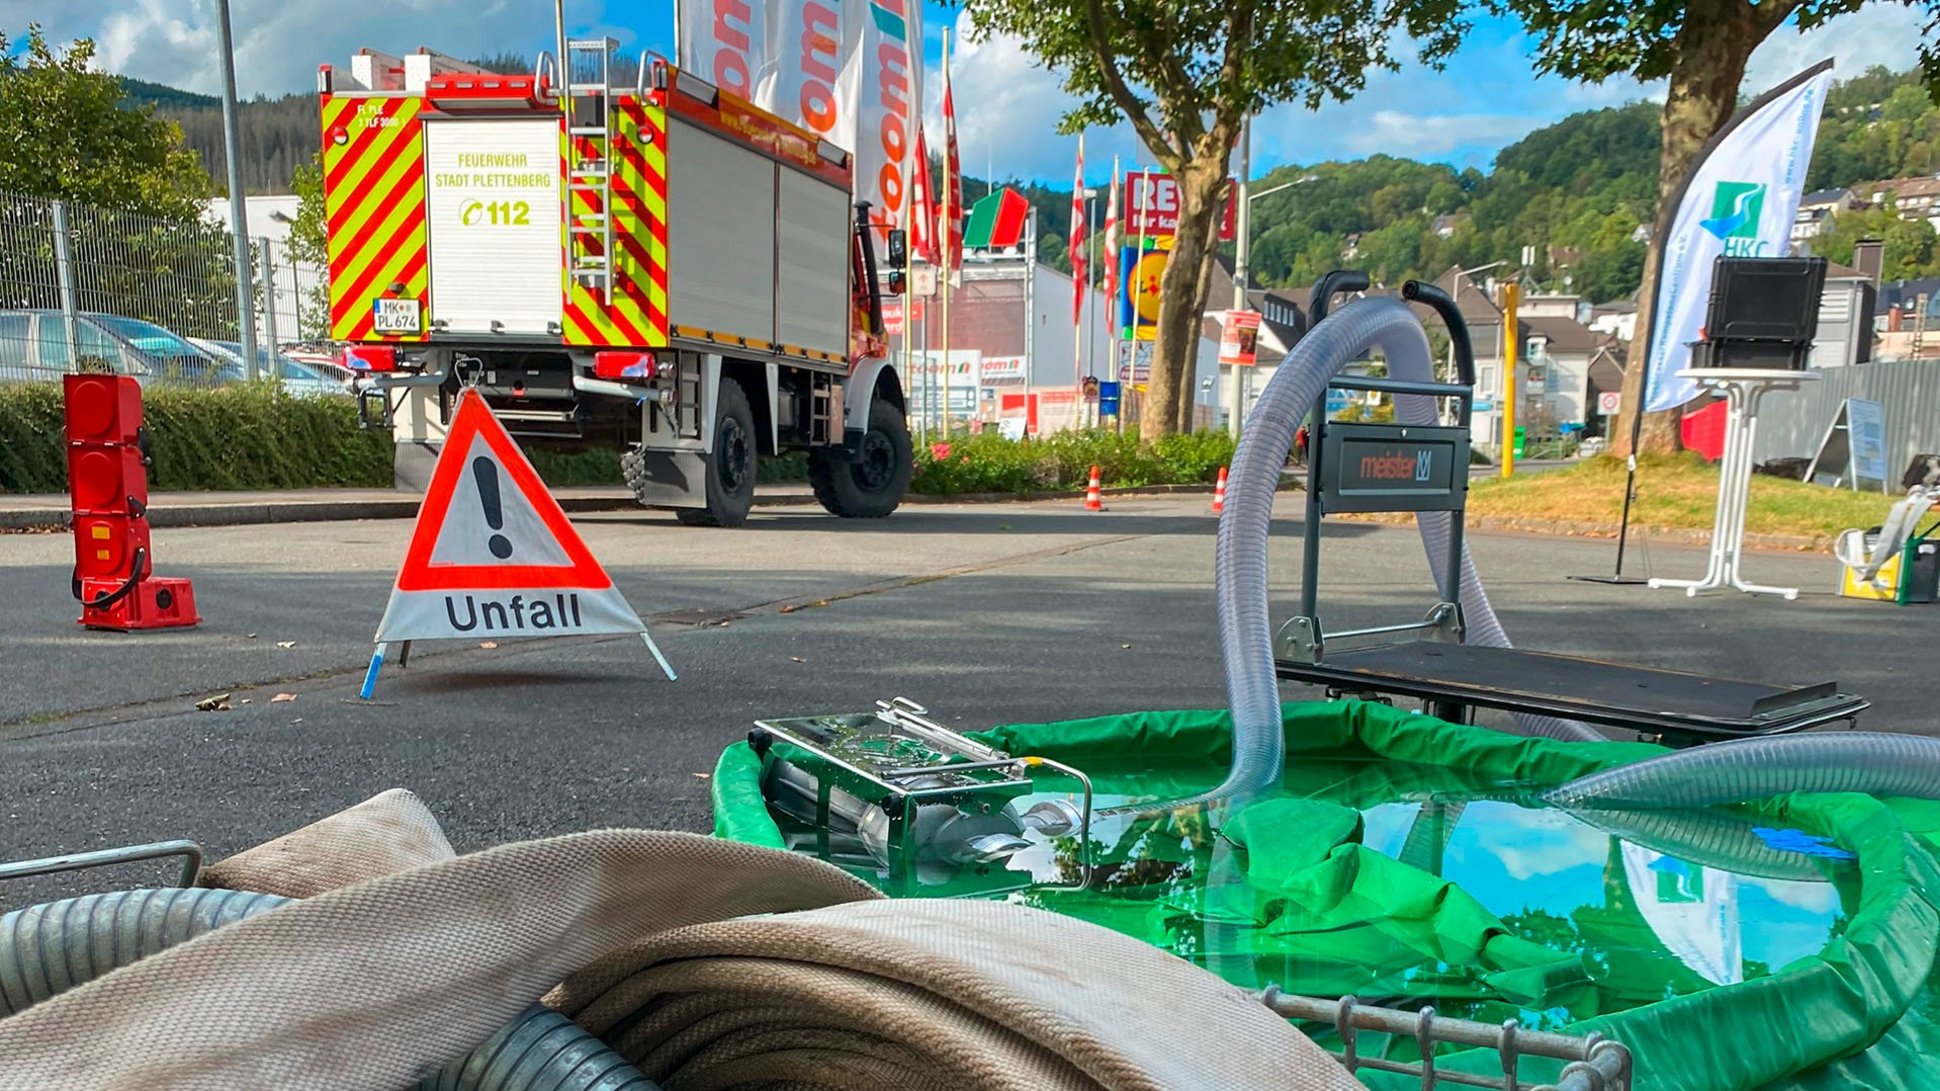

319,45,911,526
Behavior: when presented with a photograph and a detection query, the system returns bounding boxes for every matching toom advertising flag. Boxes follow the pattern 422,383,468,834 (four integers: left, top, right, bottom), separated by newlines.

675,0,923,239
1642,61,1833,412
363,389,674,697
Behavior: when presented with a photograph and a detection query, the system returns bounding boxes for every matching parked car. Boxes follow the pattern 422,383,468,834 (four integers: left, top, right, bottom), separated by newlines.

281,344,356,386
0,310,226,386
187,338,352,397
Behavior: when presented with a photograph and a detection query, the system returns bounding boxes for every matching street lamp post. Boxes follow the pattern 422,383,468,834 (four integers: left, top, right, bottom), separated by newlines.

1228,145,1317,435
215,0,258,380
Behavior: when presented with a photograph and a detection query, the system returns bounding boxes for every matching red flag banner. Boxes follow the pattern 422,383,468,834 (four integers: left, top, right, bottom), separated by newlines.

909,130,937,265
1070,137,1087,324
943,81,963,271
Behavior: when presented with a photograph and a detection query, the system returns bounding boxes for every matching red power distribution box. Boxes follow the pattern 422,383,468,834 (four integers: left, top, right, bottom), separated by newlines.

64,374,199,631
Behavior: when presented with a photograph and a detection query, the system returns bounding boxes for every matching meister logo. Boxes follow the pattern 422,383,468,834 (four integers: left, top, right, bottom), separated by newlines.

1359,448,1434,482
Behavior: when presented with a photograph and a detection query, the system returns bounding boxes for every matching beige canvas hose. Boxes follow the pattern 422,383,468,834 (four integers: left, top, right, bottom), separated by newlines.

0,799,1360,1091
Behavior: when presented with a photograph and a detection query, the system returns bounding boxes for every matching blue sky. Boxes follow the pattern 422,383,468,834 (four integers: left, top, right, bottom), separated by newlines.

5,0,1928,183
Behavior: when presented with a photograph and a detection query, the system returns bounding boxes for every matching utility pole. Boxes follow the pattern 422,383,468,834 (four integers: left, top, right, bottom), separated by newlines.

1228,118,1253,437
216,0,258,380
1023,209,1036,423
1501,280,1520,477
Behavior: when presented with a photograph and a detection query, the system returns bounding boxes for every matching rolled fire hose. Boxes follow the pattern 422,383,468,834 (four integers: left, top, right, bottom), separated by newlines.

0,888,657,1091
0,830,1344,1091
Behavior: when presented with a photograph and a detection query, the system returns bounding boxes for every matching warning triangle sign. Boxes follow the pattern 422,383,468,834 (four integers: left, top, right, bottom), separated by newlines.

364,389,674,696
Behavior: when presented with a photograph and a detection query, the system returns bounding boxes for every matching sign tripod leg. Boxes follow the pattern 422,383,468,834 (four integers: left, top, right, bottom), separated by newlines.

360,643,388,701
397,640,413,669
641,630,678,682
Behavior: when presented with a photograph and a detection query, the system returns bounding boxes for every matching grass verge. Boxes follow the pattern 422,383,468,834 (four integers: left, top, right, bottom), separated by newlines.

1468,452,1903,542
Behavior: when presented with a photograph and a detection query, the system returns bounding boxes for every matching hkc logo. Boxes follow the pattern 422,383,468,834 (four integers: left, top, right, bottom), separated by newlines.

1700,181,1769,256
1360,448,1434,482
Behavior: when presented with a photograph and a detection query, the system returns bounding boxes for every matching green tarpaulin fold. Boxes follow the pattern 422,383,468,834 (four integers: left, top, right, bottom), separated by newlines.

713,701,1940,1089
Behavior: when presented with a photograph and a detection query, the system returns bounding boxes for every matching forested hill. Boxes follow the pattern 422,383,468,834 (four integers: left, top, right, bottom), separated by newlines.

120,62,1940,299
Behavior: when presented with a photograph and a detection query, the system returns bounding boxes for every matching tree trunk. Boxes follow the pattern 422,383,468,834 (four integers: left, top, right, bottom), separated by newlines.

1141,158,1225,442
1175,241,1221,430
1616,0,1761,457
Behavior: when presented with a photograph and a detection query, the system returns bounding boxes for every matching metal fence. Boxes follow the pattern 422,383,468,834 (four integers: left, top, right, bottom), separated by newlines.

0,190,327,386
1750,358,1940,475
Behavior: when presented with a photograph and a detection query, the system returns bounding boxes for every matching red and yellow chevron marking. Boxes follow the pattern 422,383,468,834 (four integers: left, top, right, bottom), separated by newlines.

562,100,670,348
321,95,428,342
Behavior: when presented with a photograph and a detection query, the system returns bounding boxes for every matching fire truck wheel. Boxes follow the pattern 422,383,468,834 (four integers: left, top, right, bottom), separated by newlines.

809,397,911,518
676,378,758,527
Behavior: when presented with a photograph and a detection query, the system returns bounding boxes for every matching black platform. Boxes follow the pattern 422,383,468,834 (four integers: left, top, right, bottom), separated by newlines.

1276,642,1868,745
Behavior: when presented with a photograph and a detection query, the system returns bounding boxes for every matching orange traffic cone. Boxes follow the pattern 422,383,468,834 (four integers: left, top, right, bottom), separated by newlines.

1211,466,1228,514
1084,465,1104,511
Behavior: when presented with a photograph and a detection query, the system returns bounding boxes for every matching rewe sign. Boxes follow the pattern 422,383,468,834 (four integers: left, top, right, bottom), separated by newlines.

1123,171,1236,242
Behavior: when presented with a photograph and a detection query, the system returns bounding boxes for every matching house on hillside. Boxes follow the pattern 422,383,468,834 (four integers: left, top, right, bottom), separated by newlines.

1432,214,1467,239
1522,315,1621,429
1587,300,1638,345
1792,187,1859,243
1857,176,1940,231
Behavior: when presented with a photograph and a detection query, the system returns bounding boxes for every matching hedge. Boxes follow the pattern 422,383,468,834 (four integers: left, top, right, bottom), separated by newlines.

0,381,815,495
0,382,393,494
912,427,1236,495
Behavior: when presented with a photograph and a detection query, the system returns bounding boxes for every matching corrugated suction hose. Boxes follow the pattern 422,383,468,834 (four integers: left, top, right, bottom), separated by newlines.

1546,731,1940,809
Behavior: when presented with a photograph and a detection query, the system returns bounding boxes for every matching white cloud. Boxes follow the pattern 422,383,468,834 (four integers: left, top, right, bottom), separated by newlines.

17,0,644,98
1343,109,1542,159
1745,4,1932,93
928,13,1146,184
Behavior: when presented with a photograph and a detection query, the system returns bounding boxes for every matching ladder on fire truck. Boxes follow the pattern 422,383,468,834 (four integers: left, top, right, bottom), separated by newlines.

563,37,618,304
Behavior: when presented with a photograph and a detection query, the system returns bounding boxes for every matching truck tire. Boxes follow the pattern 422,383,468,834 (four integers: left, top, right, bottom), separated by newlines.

809,397,912,518
676,377,758,527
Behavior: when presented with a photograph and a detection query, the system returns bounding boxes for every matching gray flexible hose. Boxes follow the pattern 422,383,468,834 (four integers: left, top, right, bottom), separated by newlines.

1559,805,1842,883
1103,298,1599,819
0,888,660,1090
1546,732,1940,809
0,887,287,1016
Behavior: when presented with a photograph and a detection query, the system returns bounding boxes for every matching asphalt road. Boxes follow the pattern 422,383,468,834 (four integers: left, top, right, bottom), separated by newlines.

2,495,1931,904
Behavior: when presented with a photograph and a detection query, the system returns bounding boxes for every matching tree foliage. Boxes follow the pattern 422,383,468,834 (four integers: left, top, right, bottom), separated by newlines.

1487,0,1940,456
959,0,1465,437
1814,197,1940,278
0,27,212,219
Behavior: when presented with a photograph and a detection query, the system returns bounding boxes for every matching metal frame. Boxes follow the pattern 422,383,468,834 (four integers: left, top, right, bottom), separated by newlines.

1292,276,1476,691
1648,368,1818,599
0,840,203,889
750,698,1095,894
1263,989,1632,1091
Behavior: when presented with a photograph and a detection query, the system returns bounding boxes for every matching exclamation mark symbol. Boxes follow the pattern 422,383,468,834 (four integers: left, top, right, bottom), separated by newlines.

474,456,513,559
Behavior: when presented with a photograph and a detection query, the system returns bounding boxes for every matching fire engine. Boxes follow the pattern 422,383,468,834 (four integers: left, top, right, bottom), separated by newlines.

319,39,911,526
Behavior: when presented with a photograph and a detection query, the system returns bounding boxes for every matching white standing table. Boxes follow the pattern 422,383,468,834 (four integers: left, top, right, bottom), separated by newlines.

1649,367,1819,600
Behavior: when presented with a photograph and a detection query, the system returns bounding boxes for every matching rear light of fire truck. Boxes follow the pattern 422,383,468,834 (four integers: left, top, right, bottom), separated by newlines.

594,351,658,382
342,345,399,373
